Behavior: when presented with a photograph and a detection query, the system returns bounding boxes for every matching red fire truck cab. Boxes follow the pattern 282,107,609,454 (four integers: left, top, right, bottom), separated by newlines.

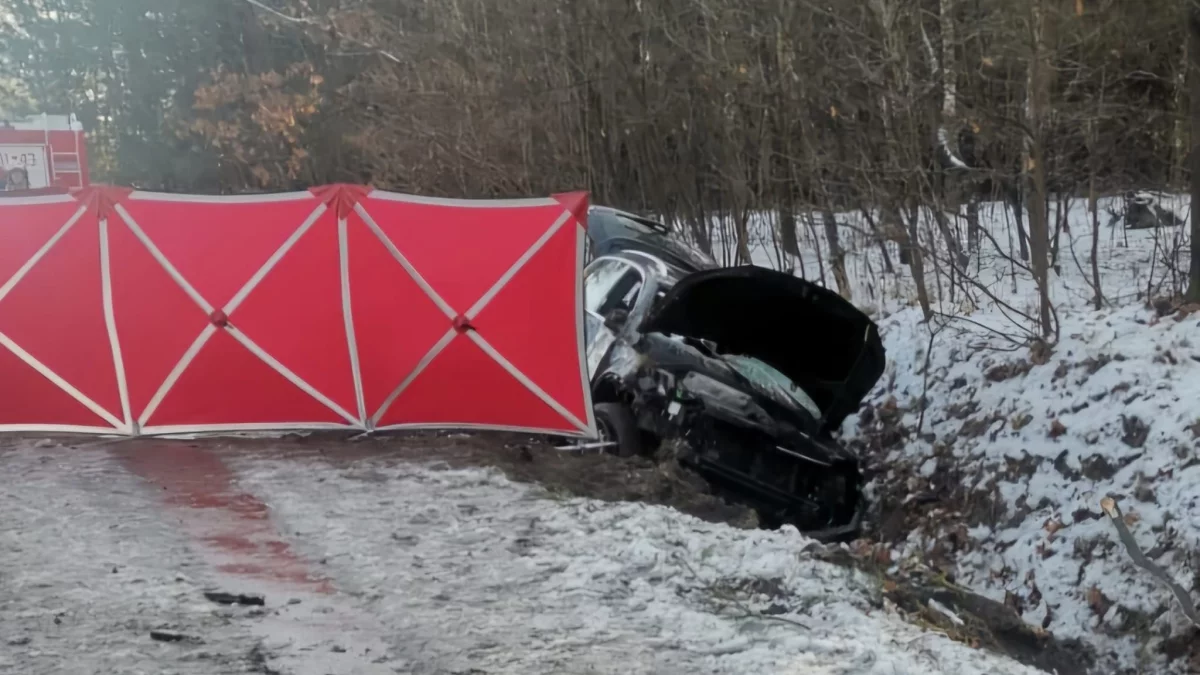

0,113,90,193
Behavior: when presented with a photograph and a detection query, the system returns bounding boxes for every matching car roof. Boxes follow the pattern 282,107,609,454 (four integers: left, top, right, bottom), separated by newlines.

586,206,718,274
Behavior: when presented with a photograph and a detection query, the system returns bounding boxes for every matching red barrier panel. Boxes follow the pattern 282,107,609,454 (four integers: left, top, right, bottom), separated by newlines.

0,185,596,438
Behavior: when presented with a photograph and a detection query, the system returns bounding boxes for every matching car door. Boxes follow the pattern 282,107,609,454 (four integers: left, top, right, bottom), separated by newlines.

582,257,647,380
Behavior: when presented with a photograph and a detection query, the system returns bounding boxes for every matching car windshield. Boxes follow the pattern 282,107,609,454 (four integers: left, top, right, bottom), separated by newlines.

724,355,821,419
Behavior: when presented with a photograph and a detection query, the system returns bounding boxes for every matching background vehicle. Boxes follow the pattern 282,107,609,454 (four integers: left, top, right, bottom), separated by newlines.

0,113,90,191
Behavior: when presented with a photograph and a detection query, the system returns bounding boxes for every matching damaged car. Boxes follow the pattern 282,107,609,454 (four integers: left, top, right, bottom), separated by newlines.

581,227,885,541
584,205,719,272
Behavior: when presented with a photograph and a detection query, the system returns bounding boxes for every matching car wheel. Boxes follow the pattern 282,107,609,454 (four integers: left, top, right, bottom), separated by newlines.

594,402,643,458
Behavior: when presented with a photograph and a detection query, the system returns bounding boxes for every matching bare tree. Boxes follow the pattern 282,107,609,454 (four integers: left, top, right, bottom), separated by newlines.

2,0,1192,332
1188,0,1200,303
1023,0,1055,336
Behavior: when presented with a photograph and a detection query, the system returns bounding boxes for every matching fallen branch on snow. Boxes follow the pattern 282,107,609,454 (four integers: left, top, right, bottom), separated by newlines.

1100,496,1199,628
670,551,812,630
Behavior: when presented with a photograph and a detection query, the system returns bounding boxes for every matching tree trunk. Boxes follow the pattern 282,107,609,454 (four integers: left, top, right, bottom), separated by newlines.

1051,193,1068,273
940,0,957,124
1009,180,1031,262
779,208,801,256
861,207,896,274
1174,41,1189,190
1088,119,1105,310
902,204,934,321
734,207,754,265
1187,1,1200,302
966,197,981,253
803,211,828,287
932,199,967,268
937,0,970,267
888,203,913,266
822,209,852,300
1025,0,1055,336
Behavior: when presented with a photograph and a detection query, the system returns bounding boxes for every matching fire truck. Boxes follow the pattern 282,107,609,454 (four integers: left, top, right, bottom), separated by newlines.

0,113,89,193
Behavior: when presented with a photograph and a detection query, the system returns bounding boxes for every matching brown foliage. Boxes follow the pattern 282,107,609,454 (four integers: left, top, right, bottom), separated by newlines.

180,64,325,189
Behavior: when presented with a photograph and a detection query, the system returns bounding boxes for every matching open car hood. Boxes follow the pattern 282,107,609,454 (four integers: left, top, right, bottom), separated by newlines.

640,266,886,433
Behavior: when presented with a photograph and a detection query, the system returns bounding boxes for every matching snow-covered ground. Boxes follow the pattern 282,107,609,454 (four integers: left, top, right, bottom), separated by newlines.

688,192,1198,673
858,301,1200,671
0,444,405,675
0,442,1050,675
3,190,1196,674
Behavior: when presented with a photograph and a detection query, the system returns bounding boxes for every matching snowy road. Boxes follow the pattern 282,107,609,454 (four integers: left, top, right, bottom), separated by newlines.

2,441,1049,675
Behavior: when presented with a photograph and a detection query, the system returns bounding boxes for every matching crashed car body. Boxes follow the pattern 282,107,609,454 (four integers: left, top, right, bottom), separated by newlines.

584,205,719,273
582,209,885,541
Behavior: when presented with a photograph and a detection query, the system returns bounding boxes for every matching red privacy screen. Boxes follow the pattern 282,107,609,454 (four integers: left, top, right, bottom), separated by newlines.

0,185,596,438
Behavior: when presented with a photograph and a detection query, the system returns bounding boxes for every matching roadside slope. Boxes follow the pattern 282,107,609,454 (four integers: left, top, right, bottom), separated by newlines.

845,291,1200,673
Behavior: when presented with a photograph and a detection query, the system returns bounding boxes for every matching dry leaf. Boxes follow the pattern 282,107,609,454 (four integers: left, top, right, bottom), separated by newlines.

1036,542,1053,559
1086,585,1111,617
1030,339,1052,365
851,539,873,558
1005,590,1024,614
874,545,893,566
1048,419,1067,439
1043,517,1064,536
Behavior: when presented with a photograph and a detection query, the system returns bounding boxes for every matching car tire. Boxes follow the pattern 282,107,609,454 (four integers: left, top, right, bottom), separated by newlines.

594,402,643,458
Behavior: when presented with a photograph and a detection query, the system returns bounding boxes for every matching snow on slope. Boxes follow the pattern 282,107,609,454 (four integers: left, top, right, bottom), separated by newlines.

692,192,1198,673
228,453,1051,675
857,302,1200,671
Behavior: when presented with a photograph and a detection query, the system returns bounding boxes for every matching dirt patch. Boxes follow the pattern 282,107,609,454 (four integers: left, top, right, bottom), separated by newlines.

813,548,1097,675
54,430,763,531
1161,628,1200,673
986,359,1033,383
1120,415,1150,449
